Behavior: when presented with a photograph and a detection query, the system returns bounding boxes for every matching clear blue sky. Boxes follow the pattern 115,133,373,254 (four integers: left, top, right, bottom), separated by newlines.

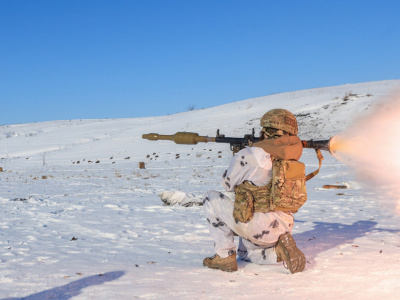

1,0,399,125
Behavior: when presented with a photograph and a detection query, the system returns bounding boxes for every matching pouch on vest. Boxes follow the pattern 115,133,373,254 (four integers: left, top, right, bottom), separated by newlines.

268,158,307,213
233,182,256,223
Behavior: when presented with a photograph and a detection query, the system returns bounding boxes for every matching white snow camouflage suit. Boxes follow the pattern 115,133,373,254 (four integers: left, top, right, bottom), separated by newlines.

203,146,294,264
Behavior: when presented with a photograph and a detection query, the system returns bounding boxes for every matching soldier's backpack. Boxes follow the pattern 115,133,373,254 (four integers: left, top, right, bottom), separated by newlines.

233,149,323,223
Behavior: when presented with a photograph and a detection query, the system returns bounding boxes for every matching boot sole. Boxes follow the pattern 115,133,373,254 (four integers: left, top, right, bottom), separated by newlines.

203,262,238,272
277,233,306,274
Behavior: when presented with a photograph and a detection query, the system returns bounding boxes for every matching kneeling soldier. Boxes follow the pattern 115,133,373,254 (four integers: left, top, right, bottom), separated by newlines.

203,109,306,274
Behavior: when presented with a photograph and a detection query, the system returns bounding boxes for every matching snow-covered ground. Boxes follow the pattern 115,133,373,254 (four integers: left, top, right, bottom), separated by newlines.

1,80,400,299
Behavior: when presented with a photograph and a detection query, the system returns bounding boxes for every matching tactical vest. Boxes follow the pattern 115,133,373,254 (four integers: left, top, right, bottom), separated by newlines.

233,150,323,223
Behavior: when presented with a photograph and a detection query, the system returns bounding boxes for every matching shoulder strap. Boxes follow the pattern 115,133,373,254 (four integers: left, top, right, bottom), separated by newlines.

305,149,324,181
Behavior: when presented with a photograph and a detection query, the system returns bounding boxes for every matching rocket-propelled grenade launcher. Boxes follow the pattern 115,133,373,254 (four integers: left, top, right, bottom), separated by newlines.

142,130,335,155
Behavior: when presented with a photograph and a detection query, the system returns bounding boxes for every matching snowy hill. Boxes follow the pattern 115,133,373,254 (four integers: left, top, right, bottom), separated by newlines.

1,80,400,299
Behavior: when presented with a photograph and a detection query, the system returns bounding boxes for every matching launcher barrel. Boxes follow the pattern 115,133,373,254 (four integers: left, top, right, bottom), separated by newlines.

301,138,333,154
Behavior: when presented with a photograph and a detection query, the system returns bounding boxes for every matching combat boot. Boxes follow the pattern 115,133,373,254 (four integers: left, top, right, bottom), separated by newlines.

203,253,238,272
275,232,306,274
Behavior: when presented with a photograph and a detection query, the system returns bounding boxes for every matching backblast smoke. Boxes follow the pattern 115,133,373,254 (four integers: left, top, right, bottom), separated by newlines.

329,90,400,213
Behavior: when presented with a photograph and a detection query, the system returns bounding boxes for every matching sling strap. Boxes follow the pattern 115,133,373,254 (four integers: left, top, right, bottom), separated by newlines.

305,149,324,181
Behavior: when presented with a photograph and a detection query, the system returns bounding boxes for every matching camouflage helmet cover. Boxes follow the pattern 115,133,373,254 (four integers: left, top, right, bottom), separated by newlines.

260,109,298,136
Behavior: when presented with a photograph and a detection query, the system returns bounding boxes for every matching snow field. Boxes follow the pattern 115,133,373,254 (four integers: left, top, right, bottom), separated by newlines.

1,80,400,299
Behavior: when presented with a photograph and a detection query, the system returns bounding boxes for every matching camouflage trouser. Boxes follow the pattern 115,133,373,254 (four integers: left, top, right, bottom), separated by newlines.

203,190,294,264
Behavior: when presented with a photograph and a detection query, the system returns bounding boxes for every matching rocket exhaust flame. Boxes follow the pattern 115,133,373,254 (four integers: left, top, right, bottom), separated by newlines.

329,91,400,213
326,135,352,161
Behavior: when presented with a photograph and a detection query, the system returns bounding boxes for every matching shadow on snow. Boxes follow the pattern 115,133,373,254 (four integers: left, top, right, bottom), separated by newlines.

2,271,125,300
294,220,399,268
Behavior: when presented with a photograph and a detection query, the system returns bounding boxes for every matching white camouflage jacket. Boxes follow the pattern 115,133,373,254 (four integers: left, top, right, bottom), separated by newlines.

221,147,272,192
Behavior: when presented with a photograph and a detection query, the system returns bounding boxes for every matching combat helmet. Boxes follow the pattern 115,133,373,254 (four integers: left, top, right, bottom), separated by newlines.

260,109,298,136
